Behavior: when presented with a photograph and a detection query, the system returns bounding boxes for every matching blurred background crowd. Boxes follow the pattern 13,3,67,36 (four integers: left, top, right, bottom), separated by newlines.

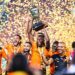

0,0,75,75
0,0,75,49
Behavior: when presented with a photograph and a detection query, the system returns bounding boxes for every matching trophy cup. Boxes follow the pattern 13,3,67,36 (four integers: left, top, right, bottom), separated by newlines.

30,5,47,31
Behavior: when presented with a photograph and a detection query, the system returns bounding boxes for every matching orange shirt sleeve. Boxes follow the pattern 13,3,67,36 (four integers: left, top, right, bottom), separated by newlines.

44,49,53,57
31,41,37,52
2,48,7,59
18,45,24,53
2,44,14,60
5,44,14,54
65,48,70,57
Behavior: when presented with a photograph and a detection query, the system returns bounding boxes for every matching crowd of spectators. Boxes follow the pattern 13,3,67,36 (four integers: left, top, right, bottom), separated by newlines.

0,0,75,50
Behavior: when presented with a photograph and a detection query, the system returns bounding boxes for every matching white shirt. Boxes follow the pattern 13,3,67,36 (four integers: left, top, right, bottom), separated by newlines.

67,65,75,73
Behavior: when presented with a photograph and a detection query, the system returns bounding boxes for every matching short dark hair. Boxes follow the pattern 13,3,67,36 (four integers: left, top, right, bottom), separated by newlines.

25,42,32,46
16,34,22,40
7,53,33,75
0,47,2,50
52,41,59,51
53,41,59,45
72,41,75,49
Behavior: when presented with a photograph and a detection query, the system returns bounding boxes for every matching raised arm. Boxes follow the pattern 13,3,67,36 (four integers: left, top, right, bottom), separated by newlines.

42,29,50,49
26,16,34,43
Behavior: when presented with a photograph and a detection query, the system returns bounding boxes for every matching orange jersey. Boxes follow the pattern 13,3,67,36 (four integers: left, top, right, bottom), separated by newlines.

44,49,53,57
44,49,59,75
7,71,29,75
30,42,42,69
64,48,70,57
0,50,2,74
30,42,49,70
44,49,55,75
44,49,59,57
2,44,24,59
2,44,14,59
2,44,24,71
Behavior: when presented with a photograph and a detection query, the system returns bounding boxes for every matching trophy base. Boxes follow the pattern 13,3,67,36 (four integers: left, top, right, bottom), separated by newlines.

33,21,47,31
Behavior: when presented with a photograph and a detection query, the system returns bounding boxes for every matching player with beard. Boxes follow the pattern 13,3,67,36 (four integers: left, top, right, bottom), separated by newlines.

22,42,32,65
42,42,68,75
26,20,50,75
2,34,24,72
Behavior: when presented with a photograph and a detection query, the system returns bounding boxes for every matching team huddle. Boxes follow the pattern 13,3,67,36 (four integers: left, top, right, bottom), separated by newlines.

0,22,75,75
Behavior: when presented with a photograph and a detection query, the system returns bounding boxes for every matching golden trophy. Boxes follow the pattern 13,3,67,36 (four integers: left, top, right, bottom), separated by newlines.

30,1,47,31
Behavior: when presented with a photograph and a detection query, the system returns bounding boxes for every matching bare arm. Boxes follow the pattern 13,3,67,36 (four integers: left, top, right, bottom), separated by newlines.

42,55,53,65
26,17,34,43
42,29,50,49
